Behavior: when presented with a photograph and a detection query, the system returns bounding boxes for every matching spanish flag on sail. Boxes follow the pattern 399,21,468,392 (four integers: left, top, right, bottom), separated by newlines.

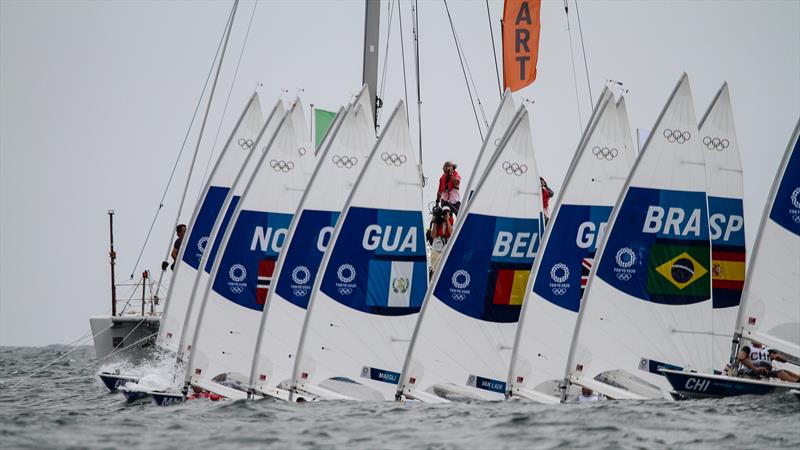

711,246,746,308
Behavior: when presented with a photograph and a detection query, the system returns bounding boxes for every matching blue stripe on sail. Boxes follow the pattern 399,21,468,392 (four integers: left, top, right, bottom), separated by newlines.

211,210,293,311
321,207,426,316
769,136,800,236
533,204,612,313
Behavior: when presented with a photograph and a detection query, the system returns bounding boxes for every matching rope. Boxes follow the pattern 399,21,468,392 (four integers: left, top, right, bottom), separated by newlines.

443,0,485,141
126,2,235,281
564,1,583,131
199,0,260,189
377,0,396,126
55,331,161,383
397,0,410,120
486,0,502,98
412,0,425,176
574,0,594,105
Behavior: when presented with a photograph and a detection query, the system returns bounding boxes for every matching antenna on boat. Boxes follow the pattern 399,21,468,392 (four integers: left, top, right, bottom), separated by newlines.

362,0,381,130
108,210,117,317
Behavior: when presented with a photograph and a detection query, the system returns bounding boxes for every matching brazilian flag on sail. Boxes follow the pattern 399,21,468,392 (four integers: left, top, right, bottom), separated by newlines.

645,240,710,305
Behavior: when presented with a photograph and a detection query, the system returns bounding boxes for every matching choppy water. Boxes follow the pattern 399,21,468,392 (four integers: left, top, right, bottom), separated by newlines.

1,346,799,449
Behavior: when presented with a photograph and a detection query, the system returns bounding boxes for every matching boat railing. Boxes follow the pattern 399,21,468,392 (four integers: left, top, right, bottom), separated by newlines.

115,270,163,317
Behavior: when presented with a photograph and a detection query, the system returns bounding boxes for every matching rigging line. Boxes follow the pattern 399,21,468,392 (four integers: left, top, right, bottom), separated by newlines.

397,0,410,120
377,0,396,126
445,0,490,129
199,0,260,190
412,0,425,178
574,0,594,105
564,1,583,132
126,4,234,280
443,0,484,141
486,0,503,98
8,332,96,388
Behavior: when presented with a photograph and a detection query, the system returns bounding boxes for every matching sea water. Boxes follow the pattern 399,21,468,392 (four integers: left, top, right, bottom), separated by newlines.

1,346,798,449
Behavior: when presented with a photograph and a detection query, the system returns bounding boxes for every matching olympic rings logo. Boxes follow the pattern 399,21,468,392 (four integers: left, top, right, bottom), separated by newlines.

381,152,408,166
237,138,255,150
331,154,358,169
230,286,245,294
502,161,528,176
702,136,730,151
197,236,209,253
292,266,311,285
592,146,619,160
298,147,307,156
616,273,632,281
293,289,308,297
550,263,570,283
229,264,247,282
663,128,691,144
790,187,800,209
552,287,567,296
452,293,466,301
615,247,636,268
338,287,353,295
451,270,471,289
270,160,295,172
337,264,356,283
793,215,800,224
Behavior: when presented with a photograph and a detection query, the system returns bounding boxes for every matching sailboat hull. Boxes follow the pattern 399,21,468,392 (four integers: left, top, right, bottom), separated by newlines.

662,369,800,399
98,372,140,392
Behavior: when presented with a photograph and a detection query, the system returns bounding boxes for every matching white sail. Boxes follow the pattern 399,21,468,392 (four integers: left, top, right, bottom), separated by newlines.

185,99,314,397
462,89,517,205
735,120,800,359
249,86,376,399
507,89,635,403
291,101,427,401
157,94,268,354
396,106,543,402
564,74,713,399
698,83,747,370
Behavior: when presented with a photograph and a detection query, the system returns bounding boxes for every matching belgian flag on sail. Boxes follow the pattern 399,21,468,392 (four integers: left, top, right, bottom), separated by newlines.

484,262,531,321
645,240,710,305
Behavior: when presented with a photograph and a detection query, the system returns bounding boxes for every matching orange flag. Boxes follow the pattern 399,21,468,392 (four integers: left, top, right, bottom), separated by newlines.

502,0,541,92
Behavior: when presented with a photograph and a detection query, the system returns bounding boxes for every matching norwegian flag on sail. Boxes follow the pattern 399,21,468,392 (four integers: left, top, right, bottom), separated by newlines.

580,258,593,294
257,258,276,304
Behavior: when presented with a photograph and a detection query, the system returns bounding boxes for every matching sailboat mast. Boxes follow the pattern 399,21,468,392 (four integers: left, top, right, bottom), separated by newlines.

362,0,381,129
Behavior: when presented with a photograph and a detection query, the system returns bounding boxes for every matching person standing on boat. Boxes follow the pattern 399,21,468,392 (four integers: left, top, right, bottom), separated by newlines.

166,224,186,271
436,161,461,215
428,205,454,278
540,177,554,222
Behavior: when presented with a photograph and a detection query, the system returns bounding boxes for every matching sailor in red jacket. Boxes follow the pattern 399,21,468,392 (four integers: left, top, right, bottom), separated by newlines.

540,177,554,222
436,161,461,214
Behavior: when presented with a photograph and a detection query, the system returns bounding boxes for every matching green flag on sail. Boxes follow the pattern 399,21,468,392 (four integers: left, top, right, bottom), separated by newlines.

314,108,337,150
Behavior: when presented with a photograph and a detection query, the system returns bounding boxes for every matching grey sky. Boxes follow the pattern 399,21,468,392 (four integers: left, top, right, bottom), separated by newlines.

1,0,798,346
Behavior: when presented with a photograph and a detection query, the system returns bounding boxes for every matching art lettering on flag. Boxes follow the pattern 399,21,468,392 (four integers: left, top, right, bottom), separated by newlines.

502,0,542,92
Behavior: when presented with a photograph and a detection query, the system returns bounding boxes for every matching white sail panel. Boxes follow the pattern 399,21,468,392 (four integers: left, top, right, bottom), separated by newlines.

396,107,542,402
508,89,635,403
291,102,427,401
698,83,746,370
157,94,266,354
186,99,314,394
463,89,517,204
249,86,376,399
737,121,800,358
566,74,713,399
